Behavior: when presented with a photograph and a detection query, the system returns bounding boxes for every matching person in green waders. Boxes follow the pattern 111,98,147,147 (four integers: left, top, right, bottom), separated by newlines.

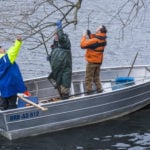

48,20,72,99
0,35,27,110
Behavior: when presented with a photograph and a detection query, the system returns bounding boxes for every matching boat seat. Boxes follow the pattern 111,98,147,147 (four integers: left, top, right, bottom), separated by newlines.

72,80,113,95
71,81,85,97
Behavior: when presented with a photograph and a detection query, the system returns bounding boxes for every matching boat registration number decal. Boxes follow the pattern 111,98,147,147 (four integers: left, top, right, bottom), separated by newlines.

9,111,40,121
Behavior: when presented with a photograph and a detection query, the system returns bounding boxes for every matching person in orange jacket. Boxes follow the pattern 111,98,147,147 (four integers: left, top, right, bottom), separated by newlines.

80,25,107,94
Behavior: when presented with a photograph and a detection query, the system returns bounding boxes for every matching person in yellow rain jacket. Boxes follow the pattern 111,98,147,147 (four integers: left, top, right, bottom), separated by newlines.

0,35,26,110
80,25,107,94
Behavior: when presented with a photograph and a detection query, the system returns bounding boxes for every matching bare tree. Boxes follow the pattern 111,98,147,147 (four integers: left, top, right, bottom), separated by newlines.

0,0,82,50
108,0,147,39
0,0,147,49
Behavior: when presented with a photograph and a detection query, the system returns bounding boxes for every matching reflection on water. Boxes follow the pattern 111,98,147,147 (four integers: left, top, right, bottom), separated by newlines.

0,106,150,150
112,133,150,149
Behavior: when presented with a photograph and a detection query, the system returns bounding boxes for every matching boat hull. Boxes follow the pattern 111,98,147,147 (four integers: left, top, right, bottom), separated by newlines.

0,65,150,140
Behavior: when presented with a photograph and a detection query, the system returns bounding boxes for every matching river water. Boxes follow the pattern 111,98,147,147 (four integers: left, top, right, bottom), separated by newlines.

0,0,150,149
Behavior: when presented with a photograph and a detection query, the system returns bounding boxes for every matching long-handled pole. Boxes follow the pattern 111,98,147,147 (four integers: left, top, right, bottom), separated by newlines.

88,10,93,30
128,51,139,77
40,32,51,67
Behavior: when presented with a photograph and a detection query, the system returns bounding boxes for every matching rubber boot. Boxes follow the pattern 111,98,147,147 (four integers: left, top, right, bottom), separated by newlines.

7,95,17,109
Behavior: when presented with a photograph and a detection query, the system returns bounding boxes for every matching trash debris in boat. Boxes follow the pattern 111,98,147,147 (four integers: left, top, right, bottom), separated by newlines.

51,97,61,102
40,97,61,103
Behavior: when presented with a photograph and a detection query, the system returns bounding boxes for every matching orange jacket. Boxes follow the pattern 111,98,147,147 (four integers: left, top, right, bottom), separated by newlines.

80,32,107,63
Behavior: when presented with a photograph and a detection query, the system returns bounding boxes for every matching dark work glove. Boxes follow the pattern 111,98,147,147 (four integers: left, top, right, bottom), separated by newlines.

87,30,91,36
51,44,54,49
56,20,62,29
